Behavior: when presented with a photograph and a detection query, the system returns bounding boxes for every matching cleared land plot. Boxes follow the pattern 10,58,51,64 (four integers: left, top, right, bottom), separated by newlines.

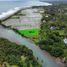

18,28,40,38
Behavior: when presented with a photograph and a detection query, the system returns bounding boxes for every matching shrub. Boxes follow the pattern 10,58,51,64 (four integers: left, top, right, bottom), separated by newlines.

50,47,64,57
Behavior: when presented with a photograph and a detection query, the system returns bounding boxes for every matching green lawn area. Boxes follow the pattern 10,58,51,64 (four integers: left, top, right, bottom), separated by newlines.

18,28,40,38
11,65,18,67
64,49,67,57
53,30,65,35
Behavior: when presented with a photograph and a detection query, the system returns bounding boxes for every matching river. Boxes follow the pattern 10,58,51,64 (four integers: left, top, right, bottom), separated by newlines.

0,25,60,67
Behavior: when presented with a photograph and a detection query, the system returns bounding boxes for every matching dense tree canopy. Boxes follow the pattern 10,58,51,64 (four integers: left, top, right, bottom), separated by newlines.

39,5,67,59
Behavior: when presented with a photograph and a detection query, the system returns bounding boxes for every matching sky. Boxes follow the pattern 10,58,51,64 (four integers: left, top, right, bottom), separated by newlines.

0,0,21,1
41,0,67,1
0,0,66,1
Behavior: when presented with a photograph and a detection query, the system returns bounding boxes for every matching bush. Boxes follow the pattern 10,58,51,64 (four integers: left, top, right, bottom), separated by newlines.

50,47,64,57
44,45,52,52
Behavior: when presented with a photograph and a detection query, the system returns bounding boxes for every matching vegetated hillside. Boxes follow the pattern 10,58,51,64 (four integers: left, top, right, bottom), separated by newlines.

0,38,41,67
38,5,67,65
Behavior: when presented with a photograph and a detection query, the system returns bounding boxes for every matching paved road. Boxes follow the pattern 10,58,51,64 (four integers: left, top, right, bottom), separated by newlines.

0,25,60,67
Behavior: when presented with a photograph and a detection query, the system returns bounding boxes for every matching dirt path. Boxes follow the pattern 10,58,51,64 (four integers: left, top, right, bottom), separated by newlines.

43,51,65,67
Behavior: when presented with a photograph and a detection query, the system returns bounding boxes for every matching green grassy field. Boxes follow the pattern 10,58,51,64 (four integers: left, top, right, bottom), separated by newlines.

18,28,40,38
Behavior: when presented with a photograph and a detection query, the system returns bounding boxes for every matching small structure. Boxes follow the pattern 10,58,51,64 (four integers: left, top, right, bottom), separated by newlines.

50,26,56,30
63,38,67,44
65,13,67,15
45,15,49,18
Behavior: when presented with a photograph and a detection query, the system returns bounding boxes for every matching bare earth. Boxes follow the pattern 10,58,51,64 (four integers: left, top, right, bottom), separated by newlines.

43,50,65,67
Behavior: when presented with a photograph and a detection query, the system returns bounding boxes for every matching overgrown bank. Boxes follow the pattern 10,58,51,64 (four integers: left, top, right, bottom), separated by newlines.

0,38,41,67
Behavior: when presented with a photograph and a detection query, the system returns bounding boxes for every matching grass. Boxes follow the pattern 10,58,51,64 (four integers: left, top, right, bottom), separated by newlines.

10,65,18,67
18,28,40,38
53,30,65,35
64,49,67,57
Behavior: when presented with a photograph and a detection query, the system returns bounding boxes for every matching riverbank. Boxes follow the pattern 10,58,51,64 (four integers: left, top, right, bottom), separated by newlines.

43,51,65,67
